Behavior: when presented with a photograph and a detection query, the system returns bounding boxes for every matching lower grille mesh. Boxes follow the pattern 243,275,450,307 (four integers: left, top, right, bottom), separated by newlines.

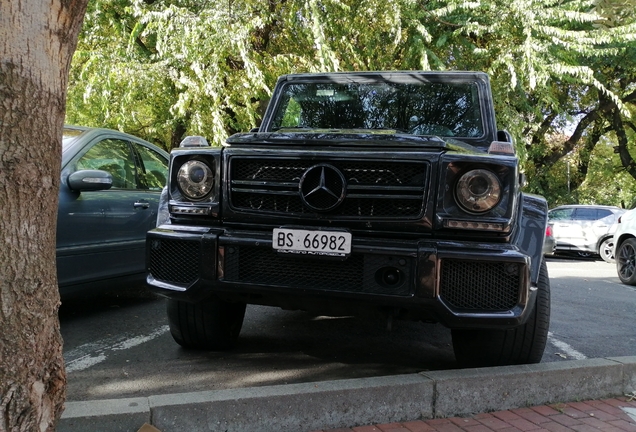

439,260,521,311
224,246,411,296
149,239,524,309
148,238,200,285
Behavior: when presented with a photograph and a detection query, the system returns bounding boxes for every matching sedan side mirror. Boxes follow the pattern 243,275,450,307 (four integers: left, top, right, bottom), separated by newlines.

67,169,113,192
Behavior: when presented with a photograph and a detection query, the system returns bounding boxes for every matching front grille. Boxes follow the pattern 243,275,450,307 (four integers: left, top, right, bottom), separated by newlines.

229,157,427,219
439,260,522,311
148,238,200,286
223,245,412,296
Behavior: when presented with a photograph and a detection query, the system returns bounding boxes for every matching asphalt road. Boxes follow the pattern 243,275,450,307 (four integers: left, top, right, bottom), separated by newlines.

59,256,636,402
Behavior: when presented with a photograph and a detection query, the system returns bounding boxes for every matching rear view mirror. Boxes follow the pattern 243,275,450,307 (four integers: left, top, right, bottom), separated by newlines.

67,169,113,192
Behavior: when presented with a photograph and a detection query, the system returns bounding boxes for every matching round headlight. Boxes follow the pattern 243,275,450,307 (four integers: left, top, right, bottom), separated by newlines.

455,169,502,213
177,160,214,200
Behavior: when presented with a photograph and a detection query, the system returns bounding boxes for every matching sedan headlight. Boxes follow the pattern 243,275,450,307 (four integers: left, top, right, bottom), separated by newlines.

455,169,501,213
177,160,215,200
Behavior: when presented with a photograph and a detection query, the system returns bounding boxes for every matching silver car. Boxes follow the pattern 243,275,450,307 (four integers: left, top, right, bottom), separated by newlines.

548,204,626,262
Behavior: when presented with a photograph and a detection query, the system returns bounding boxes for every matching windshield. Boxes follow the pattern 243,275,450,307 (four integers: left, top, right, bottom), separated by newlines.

270,81,484,138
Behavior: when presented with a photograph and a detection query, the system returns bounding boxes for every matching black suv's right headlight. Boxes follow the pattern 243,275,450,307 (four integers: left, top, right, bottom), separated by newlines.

167,148,222,220
455,168,502,214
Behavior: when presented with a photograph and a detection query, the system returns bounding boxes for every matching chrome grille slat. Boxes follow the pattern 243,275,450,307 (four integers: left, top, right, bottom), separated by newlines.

229,157,427,219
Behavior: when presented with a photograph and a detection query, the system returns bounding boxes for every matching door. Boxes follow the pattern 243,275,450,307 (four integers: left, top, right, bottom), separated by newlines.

549,207,576,250
574,208,614,251
56,135,168,291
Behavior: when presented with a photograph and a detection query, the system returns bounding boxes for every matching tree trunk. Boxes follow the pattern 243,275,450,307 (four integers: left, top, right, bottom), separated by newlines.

0,1,88,431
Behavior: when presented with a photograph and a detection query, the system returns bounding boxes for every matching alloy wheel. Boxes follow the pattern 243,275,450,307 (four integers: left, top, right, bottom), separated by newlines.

599,238,615,263
617,242,636,280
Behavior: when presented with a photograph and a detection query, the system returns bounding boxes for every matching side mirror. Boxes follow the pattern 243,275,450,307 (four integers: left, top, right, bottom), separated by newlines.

67,170,113,192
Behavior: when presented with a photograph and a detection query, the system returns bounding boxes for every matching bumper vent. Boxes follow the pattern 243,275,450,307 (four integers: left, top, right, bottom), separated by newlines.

148,238,201,286
439,260,522,311
229,157,427,219
224,246,412,296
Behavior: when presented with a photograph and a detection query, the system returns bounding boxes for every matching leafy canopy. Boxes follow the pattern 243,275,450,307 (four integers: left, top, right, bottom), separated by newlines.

67,0,636,206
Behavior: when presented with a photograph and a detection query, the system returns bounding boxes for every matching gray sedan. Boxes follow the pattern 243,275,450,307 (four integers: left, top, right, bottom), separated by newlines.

57,126,169,295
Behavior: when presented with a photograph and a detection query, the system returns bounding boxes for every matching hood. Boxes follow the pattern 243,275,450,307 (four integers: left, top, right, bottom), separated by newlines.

225,131,484,154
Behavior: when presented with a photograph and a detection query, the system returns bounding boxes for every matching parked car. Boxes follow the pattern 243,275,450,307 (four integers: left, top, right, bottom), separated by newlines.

612,208,636,284
543,224,556,256
548,205,625,262
57,126,169,295
147,71,551,368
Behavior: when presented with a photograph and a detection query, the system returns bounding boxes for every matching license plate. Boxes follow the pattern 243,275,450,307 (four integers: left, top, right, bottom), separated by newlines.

272,228,352,257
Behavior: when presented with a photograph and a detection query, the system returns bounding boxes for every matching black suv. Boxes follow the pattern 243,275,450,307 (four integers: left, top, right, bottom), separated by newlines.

146,71,550,367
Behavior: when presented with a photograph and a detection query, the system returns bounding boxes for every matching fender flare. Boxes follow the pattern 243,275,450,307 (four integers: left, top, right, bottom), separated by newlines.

512,193,548,284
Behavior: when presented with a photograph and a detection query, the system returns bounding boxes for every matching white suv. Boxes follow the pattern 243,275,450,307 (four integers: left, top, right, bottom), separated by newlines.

613,208,636,284
548,205,625,262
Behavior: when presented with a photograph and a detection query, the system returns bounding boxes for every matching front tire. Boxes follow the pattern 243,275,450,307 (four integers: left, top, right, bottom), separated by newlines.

616,238,636,285
452,260,551,368
167,298,246,350
599,237,615,263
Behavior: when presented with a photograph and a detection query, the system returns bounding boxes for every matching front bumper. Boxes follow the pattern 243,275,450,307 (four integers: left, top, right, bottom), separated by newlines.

146,225,536,330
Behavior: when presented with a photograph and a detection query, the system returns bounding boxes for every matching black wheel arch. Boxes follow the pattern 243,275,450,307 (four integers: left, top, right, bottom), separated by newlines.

452,259,550,367
512,193,549,285
615,233,635,252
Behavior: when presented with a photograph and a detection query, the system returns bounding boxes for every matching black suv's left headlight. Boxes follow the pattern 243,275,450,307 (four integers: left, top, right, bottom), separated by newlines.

455,169,502,213
437,156,517,233
177,160,215,200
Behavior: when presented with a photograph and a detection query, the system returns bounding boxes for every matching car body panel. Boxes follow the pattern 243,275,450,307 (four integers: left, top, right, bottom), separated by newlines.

57,126,169,294
543,225,556,255
614,208,636,249
612,208,636,284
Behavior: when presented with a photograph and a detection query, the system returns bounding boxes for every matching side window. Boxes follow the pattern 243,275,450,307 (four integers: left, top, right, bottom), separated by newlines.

596,209,614,223
549,208,574,221
574,208,599,221
134,144,168,190
76,139,136,189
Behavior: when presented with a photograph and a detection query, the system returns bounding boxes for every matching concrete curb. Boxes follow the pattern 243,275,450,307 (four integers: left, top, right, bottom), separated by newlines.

59,356,636,432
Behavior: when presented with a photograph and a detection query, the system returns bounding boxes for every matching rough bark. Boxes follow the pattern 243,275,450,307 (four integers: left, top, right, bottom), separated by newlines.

0,0,88,431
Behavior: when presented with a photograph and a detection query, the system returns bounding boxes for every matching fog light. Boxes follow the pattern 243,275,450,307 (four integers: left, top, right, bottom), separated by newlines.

375,267,403,287
444,219,506,231
171,205,211,215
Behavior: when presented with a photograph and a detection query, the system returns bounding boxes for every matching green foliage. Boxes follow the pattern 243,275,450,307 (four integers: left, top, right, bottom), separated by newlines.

66,0,636,203
539,139,636,208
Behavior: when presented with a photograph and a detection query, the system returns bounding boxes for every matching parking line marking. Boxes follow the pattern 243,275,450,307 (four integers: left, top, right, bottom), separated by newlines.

65,325,170,372
622,407,636,423
548,332,587,360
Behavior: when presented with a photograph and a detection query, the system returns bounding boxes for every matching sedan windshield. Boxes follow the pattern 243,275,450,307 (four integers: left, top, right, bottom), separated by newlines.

270,81,484,138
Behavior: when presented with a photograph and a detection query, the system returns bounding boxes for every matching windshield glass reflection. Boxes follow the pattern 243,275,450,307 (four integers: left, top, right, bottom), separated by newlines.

270,81,484,138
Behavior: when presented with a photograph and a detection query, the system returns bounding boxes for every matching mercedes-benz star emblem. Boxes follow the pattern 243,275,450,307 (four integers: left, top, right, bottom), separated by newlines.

299,164,346,212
